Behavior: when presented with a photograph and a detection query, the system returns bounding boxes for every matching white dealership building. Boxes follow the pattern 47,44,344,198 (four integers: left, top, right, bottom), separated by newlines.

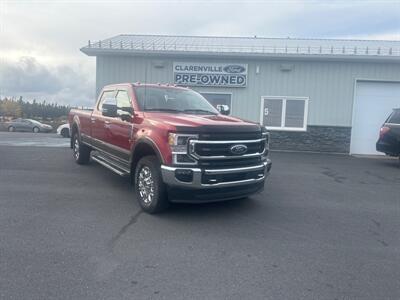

81,34,400,154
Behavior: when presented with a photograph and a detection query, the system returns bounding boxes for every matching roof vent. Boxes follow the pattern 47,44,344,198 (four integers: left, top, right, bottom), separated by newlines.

280,63,294,72
152,60,165,68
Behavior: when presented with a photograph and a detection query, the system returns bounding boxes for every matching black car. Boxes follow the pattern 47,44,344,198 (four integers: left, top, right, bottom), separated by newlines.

376,108,400,158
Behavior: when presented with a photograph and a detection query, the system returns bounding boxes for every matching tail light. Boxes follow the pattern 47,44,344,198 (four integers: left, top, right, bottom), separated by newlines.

379,126,390,138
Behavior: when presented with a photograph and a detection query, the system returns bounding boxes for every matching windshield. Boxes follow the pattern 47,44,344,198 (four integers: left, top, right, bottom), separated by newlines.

135,87,219,115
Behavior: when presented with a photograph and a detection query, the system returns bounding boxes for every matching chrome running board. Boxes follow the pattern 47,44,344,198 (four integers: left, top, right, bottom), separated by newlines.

91,153,130,177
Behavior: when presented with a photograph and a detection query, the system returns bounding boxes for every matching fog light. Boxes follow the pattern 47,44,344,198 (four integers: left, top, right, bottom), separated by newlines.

175,169,193,182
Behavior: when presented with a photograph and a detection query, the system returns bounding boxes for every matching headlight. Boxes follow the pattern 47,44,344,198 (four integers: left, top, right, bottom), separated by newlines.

168,133,193,152
168,133,198,165
261,127,269,157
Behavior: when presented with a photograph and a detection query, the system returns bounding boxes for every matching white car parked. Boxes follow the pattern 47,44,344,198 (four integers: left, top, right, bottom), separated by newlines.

56,123,70,138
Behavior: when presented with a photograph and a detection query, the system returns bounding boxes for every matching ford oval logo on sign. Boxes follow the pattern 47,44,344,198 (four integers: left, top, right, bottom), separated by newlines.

223,65,246,74
230,144,248,155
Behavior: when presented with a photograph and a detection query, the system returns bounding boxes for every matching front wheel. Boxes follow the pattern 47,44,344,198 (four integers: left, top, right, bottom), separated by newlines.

72,133,91,164
33,127,40,133
8,126,15,132
134,155,169,214
61,128,69,138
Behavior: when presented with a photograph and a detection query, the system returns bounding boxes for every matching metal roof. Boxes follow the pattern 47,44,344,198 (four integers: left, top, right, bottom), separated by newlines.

81,34,400,61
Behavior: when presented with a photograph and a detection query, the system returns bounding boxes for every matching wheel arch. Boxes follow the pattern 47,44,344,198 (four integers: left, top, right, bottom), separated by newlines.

130,138,164,182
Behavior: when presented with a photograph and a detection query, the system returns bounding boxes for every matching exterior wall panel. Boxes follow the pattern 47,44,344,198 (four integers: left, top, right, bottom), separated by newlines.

95,55,400,127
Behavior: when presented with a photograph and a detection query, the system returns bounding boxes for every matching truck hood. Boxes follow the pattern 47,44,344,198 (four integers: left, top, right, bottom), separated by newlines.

144,112,261,132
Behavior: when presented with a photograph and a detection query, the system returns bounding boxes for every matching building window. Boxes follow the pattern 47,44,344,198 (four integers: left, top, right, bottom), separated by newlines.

261,96,309,131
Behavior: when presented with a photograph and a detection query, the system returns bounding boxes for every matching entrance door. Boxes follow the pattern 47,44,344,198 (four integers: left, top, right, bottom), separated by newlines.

201,93,232,115
351,81,400,155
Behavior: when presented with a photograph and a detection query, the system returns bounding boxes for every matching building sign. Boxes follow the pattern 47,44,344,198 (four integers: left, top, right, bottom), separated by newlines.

173,62,247,87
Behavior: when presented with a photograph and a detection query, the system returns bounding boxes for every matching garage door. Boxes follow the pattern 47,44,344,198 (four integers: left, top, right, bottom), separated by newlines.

351,81,400,155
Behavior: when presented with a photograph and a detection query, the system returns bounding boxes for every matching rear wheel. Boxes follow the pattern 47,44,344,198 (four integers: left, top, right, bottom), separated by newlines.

72,132,91,164
33,127,40,133
134,155,169,214
8,126,15,132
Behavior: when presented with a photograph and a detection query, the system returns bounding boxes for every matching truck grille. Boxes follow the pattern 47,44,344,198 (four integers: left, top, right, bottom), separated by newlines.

198,157,262,168
199,132,262,141
189,131,266,169
202,169,264,184
194,140,264,157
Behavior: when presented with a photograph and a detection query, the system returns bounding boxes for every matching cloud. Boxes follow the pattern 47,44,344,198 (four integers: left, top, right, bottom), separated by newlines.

0,0,399,105
280,1,400,38
3,1,397,59
0,57,95,107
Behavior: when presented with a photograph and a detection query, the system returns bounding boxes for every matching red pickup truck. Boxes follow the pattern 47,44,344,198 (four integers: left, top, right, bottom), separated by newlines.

69,83,271,213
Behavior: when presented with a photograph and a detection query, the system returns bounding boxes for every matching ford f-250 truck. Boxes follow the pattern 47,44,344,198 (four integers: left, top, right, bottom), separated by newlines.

69,83,272,213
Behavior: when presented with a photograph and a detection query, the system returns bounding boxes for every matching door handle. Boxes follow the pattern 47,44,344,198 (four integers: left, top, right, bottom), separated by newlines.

104,120,110,125
90,117,96,123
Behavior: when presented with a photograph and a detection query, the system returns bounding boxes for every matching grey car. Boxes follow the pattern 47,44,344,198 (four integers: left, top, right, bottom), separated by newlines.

5,119,53,133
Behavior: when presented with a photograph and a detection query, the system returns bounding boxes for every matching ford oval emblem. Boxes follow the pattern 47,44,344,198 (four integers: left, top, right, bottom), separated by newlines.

223,65,246,74
230,144,248,155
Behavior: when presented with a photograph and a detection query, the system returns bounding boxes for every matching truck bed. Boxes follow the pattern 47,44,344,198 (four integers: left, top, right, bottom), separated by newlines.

68,108,94,142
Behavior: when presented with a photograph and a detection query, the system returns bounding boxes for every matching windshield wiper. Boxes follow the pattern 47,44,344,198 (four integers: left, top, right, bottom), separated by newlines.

145,108,183,113
183,109,217,115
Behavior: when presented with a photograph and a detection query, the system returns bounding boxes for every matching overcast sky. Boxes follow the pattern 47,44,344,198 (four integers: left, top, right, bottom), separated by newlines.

0,0,399,106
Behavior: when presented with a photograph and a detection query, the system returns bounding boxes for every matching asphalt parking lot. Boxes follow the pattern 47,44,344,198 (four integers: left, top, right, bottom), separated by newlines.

0,132,70,147
0,132,399,300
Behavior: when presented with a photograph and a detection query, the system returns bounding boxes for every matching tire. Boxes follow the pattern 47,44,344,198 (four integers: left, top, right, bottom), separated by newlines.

134,155,169,214
61,128,69,138
33,127,40,133
72,132,91,164
8,126,15,132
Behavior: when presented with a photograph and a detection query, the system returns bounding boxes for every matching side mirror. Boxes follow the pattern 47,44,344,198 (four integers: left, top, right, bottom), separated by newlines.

120,106,133,115
216,104,230,115
102,97,117,117
117,109,133,122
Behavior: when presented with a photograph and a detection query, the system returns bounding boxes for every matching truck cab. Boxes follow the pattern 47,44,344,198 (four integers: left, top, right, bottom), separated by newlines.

69,83,271,213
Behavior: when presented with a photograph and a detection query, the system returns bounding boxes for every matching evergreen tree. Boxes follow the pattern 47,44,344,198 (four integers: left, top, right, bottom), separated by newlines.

0,97,71,120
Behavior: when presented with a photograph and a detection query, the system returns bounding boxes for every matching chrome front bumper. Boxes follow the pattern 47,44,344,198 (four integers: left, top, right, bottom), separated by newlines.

161,159,271,189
